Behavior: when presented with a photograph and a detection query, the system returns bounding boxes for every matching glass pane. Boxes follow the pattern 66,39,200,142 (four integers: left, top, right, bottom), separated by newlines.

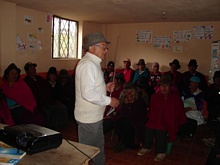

52,16,78,59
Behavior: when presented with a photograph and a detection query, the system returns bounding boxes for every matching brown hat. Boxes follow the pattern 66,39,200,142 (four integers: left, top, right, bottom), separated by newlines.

169,59,181,70
123,58,131,63
24,62,37,71
107,61,114,67
4,63,21,80
160,73,173,85
48,67,57,75
213,71,220,79
83,32,110,51
188,59,198,67
137,59,146,65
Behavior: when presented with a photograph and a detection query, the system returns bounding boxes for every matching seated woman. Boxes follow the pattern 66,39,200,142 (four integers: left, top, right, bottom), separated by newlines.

113,82,147,153
46,67,59,101
0,63,45,126
56,69,75,121
178,76,205,139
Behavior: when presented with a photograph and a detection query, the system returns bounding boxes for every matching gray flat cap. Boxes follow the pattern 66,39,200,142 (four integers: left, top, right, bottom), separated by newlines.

83,32,110,51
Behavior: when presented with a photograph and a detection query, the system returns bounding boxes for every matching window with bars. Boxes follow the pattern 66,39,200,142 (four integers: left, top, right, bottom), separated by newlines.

52,16,78,59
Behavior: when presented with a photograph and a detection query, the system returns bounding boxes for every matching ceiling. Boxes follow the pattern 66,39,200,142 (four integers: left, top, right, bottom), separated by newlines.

4,0,220,24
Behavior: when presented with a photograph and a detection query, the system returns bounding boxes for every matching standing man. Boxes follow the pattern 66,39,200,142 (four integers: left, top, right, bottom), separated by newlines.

182,59,208,92
118,58,134,82
75,32,119,165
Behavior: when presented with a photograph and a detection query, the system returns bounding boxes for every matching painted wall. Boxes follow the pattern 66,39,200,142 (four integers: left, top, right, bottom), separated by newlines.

105,22,220,75
0,1,80,75
1,1,219,77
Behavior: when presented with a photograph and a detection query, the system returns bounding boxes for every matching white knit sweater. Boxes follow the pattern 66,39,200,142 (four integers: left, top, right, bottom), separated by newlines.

74,52,111,123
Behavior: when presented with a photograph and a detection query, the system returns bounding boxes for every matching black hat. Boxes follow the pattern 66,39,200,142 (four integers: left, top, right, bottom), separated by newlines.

59,69,69,77
107,61,114,67
169,59,181,70
188,59,198,67
24,62,37,71
137,59,146,65
160,73,173,85
213,71,220,79
3,63,21,80
48,67,57,75
83,32,110,51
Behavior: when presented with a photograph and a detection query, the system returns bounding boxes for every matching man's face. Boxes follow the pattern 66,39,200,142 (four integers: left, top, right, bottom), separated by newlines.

138,64,145,71
190,81,198,90
90,42,108,60
159,84,171,95
188,65,197,74
107,65,114,73
214,77,220,87
124,61,130,69
26,65,36,76
170,64,177,71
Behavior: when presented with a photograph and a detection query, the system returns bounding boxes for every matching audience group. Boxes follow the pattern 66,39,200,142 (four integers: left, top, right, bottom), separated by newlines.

103,57,220,162
0,62,75,130
0,57,219,162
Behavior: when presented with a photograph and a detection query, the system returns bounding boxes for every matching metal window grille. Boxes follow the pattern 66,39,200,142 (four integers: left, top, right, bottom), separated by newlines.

52,16,78,59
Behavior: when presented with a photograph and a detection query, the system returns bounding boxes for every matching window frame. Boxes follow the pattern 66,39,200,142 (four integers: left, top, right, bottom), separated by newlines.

52,15,79,59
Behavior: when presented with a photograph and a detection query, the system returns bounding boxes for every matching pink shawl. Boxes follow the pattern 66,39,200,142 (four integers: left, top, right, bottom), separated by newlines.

0,78,36,112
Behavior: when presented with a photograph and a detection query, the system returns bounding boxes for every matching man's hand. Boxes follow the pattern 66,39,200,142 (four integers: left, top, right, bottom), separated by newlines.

106,82,115,92
109,97,119,109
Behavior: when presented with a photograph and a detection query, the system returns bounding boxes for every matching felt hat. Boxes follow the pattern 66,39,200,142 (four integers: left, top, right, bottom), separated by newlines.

169,59,181,70
107,61,114,67
152,62,159,69
190,76,200,83
24,62,37,71
48,67,57,75
59,69,69,78
4,63,21,80
123,58,131,63
83,32,110,51
188,59,198,67
160,73,173,85
137,59,146,65
213,70,220,79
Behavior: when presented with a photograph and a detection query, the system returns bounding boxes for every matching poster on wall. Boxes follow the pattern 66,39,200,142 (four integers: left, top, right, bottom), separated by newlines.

24,16,34,25
154,36,171,49
173,30,191,43
16,34,26,51
210,41,220,83
136,30,152,43
46,13,52,23
173,46,183,53
193,25,214,39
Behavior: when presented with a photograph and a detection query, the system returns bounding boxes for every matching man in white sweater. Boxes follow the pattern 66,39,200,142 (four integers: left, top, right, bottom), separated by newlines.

75,32,119,165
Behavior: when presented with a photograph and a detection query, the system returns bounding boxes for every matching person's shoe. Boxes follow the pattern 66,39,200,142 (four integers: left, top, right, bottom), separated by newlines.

137,148,151,156
154,153,166,161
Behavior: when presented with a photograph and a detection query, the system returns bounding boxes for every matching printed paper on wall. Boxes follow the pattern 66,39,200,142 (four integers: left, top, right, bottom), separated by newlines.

193,25,214,39
136,30,152,43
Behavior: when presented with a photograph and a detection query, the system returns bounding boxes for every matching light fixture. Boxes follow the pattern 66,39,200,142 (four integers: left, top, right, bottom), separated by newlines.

162,11,166,19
